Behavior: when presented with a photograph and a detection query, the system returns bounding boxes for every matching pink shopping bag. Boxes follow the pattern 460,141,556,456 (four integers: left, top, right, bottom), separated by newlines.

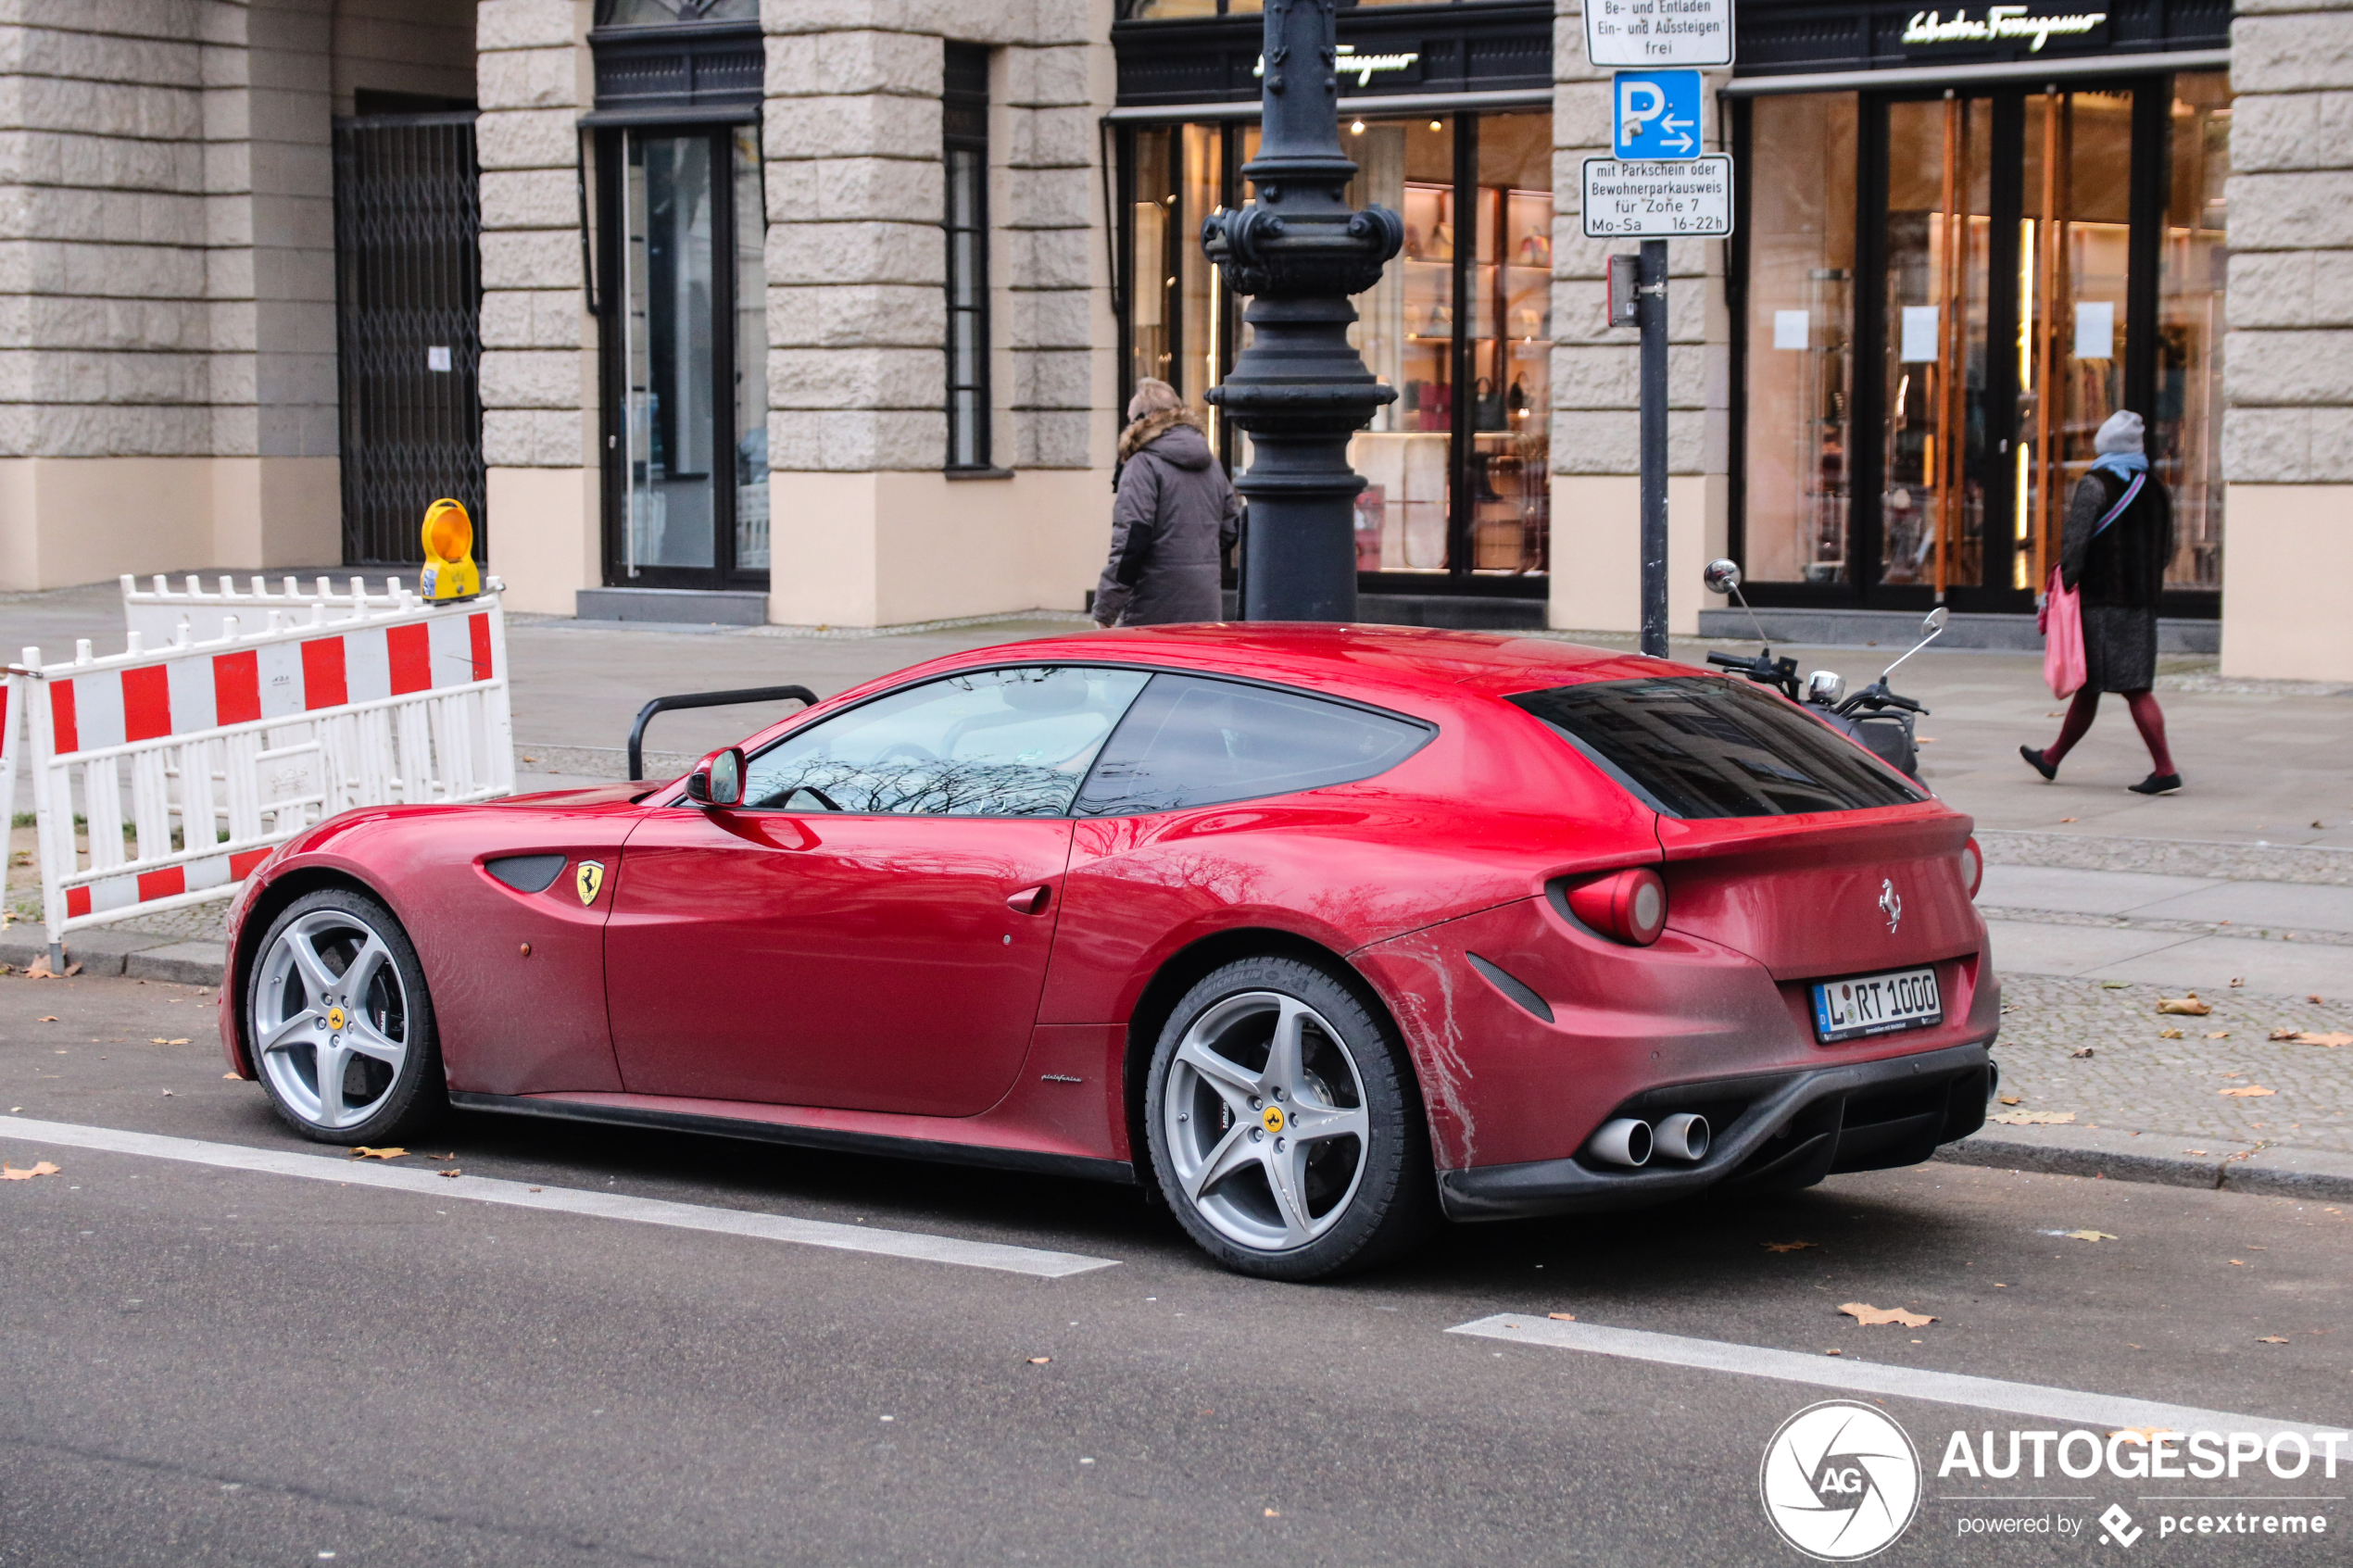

2040,566,2085,698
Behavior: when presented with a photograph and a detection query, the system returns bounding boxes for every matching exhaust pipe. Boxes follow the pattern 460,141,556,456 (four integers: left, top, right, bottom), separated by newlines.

1654,1112,1710,1162
1588,1118,1653,1168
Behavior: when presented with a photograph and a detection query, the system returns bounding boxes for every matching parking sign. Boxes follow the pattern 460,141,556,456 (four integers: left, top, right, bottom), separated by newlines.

1585,0,1735,68
1613,71,1703,160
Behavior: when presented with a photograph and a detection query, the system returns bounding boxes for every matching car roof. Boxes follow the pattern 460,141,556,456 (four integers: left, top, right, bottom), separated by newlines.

907,622,1672,703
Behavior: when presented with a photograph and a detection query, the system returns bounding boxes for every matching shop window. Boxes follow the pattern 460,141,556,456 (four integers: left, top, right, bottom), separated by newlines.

595,0,757,22
2158,73,2228,592
944,44,992,470
1740,94,1856,587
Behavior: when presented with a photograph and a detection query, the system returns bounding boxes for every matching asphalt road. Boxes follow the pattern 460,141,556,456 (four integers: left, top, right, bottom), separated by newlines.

4,974,2348,1566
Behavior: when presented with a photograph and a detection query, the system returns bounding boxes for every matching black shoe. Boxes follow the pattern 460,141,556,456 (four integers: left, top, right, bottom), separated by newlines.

2129,772,2182,796
2020,745,2057,781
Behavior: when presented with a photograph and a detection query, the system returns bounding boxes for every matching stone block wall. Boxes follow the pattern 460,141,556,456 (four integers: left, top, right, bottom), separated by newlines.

761,0,1102,475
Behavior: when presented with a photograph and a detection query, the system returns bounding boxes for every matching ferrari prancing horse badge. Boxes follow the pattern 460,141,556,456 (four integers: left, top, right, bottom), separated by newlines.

575,860,605,906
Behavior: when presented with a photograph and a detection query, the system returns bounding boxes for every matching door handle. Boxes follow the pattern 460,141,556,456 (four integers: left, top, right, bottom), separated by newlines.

1006,884,1052,916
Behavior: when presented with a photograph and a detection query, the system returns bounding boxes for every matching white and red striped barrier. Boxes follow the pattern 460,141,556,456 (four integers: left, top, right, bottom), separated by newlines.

16,591,513,966
120,571,414,647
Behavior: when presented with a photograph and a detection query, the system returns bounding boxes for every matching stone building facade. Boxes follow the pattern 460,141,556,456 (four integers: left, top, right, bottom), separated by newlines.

3,0,2351,681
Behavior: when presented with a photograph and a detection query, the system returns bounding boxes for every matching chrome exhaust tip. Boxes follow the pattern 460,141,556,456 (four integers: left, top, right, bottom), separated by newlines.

1588,1117,1653,1168
1654,1112,1710,1162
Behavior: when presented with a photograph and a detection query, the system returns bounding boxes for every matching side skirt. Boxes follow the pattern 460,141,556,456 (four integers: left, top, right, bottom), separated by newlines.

447,1091,1141,1186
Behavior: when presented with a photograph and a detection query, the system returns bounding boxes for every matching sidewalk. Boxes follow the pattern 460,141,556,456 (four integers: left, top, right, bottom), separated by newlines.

7,583,2350,1194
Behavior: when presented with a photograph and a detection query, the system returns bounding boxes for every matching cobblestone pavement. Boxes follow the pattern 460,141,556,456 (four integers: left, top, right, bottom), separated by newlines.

1990,972,2353,1154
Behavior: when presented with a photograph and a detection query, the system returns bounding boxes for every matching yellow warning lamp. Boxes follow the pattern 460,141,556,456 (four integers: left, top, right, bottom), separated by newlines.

420,498,481,602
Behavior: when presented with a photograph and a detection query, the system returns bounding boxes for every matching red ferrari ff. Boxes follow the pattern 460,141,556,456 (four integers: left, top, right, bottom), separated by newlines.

218,624,1996,1279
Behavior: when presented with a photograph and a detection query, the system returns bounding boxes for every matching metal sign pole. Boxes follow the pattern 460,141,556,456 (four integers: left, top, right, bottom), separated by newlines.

1640,239,1669,659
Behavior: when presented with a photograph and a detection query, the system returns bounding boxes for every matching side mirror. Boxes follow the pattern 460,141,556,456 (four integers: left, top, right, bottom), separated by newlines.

1922,606,1949,636
1703,558,1742,596
686,746,746,809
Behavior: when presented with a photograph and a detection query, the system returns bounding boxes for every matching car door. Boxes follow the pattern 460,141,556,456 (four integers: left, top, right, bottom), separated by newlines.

603,664,1151,1117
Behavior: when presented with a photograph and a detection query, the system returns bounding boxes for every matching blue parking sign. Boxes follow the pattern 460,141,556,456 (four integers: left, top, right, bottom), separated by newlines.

1612,70,1703,161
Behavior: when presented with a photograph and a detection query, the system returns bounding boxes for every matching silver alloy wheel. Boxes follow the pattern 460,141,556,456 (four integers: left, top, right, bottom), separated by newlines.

254,909,409,1132
1163,989,1371,1251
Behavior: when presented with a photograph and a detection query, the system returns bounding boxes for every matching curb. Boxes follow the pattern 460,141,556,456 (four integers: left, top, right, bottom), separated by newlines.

2,929,225,986
1934,1125,2353,1203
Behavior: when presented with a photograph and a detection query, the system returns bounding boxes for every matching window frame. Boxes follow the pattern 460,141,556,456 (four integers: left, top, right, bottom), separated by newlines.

713,663,1438,821
943,43,993,472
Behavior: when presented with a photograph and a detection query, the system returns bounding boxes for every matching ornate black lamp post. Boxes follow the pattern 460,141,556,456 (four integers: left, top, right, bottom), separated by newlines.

1202,0,1402,621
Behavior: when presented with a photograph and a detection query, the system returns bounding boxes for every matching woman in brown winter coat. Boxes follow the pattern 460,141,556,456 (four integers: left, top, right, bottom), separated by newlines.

2020,408,2181,794
1093,379,1240,627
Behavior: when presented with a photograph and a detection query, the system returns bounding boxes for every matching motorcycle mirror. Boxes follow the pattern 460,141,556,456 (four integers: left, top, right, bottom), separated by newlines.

1703,558,1742,596
1922,606,1949,636
1805,670,1846,705
1880,605,1951,683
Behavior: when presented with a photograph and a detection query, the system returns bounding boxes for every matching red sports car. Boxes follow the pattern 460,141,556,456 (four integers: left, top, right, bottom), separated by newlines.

218,625,1997,1279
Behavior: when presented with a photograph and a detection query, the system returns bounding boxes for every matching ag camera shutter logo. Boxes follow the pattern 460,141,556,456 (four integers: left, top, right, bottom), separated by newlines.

1761,1400,1923,1560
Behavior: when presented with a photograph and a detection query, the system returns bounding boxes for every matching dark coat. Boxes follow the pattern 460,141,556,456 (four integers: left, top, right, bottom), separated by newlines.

2058,464,2172,694
1095,411,1239,626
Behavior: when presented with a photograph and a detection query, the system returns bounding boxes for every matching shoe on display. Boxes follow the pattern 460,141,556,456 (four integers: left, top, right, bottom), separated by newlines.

2019,745,2057,781
2128,772,2183,796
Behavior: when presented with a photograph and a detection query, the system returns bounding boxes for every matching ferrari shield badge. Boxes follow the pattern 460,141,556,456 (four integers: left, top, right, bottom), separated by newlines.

575,860,605,906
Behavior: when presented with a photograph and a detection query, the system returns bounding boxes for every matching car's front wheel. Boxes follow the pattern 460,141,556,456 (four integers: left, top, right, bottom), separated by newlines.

1145,957,1436,1280
246,888,444,1144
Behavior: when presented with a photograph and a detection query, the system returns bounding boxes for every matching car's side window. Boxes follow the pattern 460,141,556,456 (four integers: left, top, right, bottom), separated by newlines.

741,666,1151,817
1073,672,1432,817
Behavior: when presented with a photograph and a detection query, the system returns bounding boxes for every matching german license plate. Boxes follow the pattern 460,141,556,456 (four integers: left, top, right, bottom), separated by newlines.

1812,967,1942,1043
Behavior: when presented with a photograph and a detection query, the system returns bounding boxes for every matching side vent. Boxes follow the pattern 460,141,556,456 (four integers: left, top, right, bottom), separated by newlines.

484,853,568,894
1466,952,1554,1023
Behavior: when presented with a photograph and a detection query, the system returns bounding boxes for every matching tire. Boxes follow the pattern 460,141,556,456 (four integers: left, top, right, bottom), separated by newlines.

245,888,444,1145
1144,956,1438,1281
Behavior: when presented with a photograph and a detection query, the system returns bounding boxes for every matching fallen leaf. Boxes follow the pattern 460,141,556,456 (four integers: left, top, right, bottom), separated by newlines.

1999,1095,2021,1106
2230,1260,2247,1266
2059,817,2078,823
2071,1047,2095,1059
1825,1348,1842,1356
427,1152,457,1160
2062,1229,2118,1242
1763,1240,1818,1253
164,1037,188,1046
1993,1283,2008,1287
2205,1031,2229,1040
2293,1031,2352,1047
1840,1302,1936,1328
2310,995,2326,1004
1547,1311,1578,1322
2257,1336,2289,1345
1027,1357,1051,1365
2111,1426,2176,1442
2158,994,2212,1016
2220,1085,2276,1098
351,1146,407,1160
1919,736,1937,744
1264,1509,1281,1518
2184,1149,2209,1156
159,1089,172,1098
2270,1028,2300,1041
1,1161,60,1180
2230,977,2245,987
2158,1027,2184,1039
36,1016,57,1023
221,1073,239,1080
2100,980,2130,989
1993,1110,2075,1124
150,1037,170,1044
438,1168,461,1178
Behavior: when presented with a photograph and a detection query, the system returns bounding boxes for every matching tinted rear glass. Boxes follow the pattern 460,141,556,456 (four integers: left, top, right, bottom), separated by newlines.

1507,677,1925,818
1074,672,1432,817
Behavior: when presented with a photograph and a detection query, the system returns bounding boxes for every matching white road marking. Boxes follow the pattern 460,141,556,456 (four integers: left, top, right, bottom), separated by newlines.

1449,1314,2346,1443
0,1116,1117,1279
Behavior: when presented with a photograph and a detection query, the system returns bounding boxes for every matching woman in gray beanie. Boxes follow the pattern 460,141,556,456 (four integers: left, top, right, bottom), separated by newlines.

2020,408,2180,794
1094,378,1240,627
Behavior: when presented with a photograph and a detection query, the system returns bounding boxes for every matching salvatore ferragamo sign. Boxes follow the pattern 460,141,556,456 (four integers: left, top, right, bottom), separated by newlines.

1902,6,2110,52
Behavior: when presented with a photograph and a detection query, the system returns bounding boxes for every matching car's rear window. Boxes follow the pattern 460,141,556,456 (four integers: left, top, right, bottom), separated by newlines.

1506,677,1925,818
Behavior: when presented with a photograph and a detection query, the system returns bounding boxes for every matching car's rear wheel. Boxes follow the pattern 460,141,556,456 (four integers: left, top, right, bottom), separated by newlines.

246,888,443,1144
1145,957,1436,1280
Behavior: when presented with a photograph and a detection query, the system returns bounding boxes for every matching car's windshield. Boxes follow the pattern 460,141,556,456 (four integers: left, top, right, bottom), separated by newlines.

1507,677,1925,818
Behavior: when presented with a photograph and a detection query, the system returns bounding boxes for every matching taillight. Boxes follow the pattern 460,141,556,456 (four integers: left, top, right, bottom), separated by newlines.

1567,867,1668,946
1960,836,1983,899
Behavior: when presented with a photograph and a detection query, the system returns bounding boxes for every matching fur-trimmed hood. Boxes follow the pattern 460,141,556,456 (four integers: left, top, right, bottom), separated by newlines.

1117,407,1211,467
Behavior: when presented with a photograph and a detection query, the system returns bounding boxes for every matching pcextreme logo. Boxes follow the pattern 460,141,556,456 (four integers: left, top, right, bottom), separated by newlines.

1761,1400,1924,1560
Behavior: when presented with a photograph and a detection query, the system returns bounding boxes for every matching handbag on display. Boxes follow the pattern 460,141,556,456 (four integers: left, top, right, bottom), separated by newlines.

1474,376,1505,430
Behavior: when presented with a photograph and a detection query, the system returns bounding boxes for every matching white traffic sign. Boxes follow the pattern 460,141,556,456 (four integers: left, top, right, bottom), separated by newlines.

1580,157,1735,239
1613,70,1704,159
1585,0,1736,69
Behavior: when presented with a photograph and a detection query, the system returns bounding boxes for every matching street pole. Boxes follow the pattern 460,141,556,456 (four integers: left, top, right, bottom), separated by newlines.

1639,238,1668,659
1202,0,1402,621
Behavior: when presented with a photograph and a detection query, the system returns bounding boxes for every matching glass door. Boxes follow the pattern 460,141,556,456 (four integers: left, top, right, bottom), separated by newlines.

603,123,768,589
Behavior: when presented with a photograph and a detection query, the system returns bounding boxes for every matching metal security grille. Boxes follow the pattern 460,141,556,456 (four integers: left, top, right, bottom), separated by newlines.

333,114,486,567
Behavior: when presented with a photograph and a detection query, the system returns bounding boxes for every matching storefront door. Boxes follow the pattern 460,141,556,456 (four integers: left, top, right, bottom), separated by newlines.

599,123,769,591
1737,76,2227,614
